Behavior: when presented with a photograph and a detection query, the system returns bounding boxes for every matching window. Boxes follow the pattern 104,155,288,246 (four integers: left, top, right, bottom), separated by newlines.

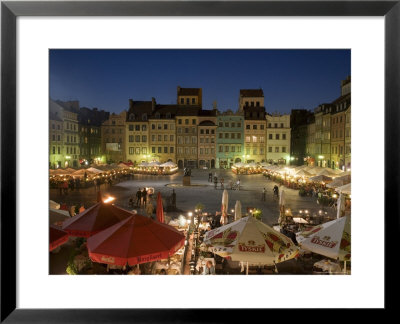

269,147,272,152
185,137,190,144
185,119,189,125
192,136,197,144
281,123,284,128
157,124,162,130
260,148,264,154
164,147,168,153
152,135,156,142
219,122,223,127
269,134,272,140
219,133,223,139
135,135,140,142
237,146,241,152
57,147,60,154
231,146,235,152
224,122,228,127
142,148,147,154
180,98,184,104
260,136,264,143
211,138,214,143
142,125,147,131
177,137,183,144
191,148,197,155
200,129,204,134
252,136,257,143
192,98,196,104
158,135,162,141
52,134,55,141
164,135,168,141
52,146,55,154
178,119,182,125
225,146,229,152
260,125,264,130
129,125,134,131
211,130,215,134
253,148,257,155
275,147,279,152
152,147,156,153
256,102,260,107
246,125,250,130
170,124,174,130
178,147,183,154
225,133,229,139
245,101,249,106
237,122,241,127
205,138,209,143
57,135,60,141
276,134,280,140
52,124,55,129
246,148,250,154
170,135,174,142
274,123,278,128
129,135,134,142
206,129,209,134
219,145,223,152
200,148,204,155
282,134,286,140
253,125,257,130
237,133,241,139
66,147,69,154
231,133,235,139
245,136,250,143
142,114,147,121
192,119,196,125
135,125,140,131
282,147,286,153
186,98,190,105
185,128,189,134
151,124,156,130
200,138,204,143
170,147,174,153
129,147,134,154
142,135,147,142
231,122,235,128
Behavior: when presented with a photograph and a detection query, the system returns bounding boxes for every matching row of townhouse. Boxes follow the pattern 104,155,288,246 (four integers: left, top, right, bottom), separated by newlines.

299,76,351,171
49,87,292,169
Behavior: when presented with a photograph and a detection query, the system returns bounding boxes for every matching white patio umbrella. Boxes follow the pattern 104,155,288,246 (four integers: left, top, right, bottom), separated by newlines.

295,169,311,177
297,216,351,262
309,175,333,183
336,193,346,219
336,183,351,195
220,189,229,225
138,162,149,167
326,175,351,188
148,161,161,167
317,169,335,177
233,162,245,168
234,200,242,221
203,216,299,274
160,161,177,167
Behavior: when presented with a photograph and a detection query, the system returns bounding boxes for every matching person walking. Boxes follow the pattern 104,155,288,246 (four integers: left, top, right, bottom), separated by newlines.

208,172,212,182
146,201,154,218
214,176,218,189
136,188,142,207
220,177,224,190
262,187,266,201
142,188,147,207
236,178,240,191
273,185,279,200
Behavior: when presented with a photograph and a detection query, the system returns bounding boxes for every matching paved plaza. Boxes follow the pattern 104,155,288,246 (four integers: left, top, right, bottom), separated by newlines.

50,169,336,226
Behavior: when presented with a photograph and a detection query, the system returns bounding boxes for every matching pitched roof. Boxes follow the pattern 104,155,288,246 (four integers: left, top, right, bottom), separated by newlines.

149,105,178,119
176,106,201,116
198,120,216,126
240,89,264,97
126,101,153,121
177,87,201,96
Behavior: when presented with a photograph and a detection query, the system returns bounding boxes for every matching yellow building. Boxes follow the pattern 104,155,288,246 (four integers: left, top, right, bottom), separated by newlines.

148,105,177,163
176,108,200,169
243,109,267,163
125,100,152,165
266,113,291,164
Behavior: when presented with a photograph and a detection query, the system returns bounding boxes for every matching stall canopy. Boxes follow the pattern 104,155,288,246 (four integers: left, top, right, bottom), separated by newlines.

138,162,149,167
117,163,130,169
160,161,177,167
308,175,333,183
87,214,185,266
203,216,299,265
326,175,351,188
297,216,351,261
317,169,336,177
49,200,60,210
234,200,242,221
50,208,71,227
62,201,133,237
147,161,161,167
49,225,69,251
295,169,311,177
72,169,94,177
86,167,103,174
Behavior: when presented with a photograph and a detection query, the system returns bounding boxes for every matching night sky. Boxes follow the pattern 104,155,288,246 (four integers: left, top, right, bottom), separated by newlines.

50,49,350,114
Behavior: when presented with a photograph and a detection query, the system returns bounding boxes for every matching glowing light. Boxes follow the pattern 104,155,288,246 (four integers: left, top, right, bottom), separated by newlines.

103,196,115,203
188,212,193,217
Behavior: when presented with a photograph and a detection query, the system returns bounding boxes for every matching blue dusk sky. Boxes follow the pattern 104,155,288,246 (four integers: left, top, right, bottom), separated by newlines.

50,49,350,114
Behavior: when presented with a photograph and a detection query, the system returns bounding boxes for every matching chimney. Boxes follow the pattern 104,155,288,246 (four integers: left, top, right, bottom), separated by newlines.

151,97,156,111
129,99,134,109
213,101,217,110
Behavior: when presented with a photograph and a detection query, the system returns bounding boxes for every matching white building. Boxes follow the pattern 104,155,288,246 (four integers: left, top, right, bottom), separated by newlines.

266,113,291,164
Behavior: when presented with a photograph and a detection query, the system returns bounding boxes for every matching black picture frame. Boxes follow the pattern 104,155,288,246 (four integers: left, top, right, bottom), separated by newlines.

1,0,398,321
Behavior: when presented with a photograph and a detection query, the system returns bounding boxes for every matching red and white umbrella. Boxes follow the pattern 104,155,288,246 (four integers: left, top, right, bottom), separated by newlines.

87,214,185,266
203,216,299,265
156,192,164,223
49,225,69,251
297,216,351,261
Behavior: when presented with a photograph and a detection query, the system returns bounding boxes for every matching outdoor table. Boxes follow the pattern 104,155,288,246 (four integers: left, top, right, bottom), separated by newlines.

195,257,215,271
313,259,341,273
